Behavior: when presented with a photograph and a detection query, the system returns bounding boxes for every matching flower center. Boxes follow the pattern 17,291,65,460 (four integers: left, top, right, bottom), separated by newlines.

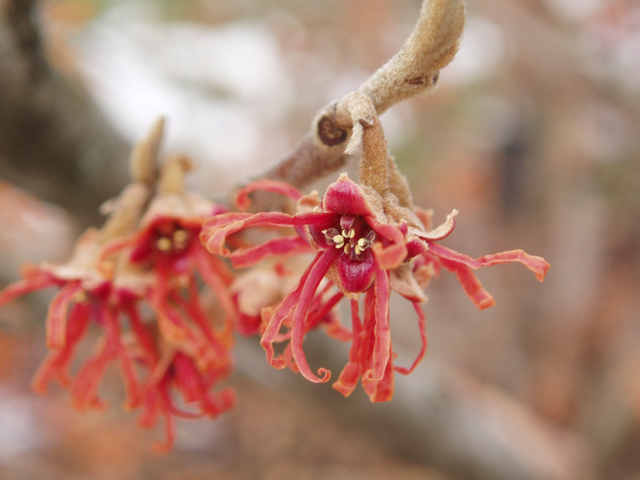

156,229,191,254
74,291,88,303
322,227,375,259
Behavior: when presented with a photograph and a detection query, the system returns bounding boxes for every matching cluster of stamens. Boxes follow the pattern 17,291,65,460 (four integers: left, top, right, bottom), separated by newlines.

156,229,190,253
74,291,88,303
322,227,375,258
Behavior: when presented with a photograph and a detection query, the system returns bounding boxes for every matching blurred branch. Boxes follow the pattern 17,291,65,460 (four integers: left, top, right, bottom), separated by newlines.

235,335,592,480
237,0,465,211
0,0,130,225
475,0,640,121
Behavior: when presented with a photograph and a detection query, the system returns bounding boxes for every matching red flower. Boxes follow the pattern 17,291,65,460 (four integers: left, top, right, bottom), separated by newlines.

98,155,238,451
102,160,236,361
203,173,549,402
0,225,148,409
0,131,238,452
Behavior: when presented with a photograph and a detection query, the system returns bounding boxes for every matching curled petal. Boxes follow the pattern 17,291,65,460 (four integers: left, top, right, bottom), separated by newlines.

125,305,159,363
0,270,55,306
229,235,313,269
427,243,552,309
360,290,377,397
332,299,363,397
102,308,142,410
172,353,235,416
203,211,335,257
364,266,391,383
290,248,340,383
71,339,115,412
46,281,83,350
428,243,550,281
447,261,495,309
235,179,304,210
137,385,176,454
203,211,255,231
307,290,348,339
194,246,236,332
416,209,457,241
369,358,395,403
394,302,427,375
194,243,235,286
152,414,175,454
368,219,408,270
171,288,232,363
32,302,91,394
261,254,320,369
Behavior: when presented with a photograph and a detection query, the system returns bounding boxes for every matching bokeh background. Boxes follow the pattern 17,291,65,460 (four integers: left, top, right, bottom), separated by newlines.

1,0,639,479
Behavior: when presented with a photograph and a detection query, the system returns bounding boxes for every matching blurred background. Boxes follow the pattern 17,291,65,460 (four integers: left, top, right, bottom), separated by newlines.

1,0,639,479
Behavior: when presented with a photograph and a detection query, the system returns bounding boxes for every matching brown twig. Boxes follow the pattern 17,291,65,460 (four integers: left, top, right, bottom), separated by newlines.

238,0,465,211
0,0,129,225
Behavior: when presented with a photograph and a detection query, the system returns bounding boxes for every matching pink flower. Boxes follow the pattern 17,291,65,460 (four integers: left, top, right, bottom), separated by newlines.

97,156,238,451
0,139,238,451
202,175,549,402
102,180,236,365
0,227,146,411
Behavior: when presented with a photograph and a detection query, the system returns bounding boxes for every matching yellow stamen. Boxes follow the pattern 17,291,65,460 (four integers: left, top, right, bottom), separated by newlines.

74,291,87,303
157,237,172,252
173,230,189,249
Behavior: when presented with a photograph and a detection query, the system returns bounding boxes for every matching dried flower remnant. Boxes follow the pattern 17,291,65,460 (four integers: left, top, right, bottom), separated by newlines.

202,92,549,402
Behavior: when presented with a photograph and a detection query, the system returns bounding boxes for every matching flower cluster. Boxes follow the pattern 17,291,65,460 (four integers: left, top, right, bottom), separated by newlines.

0,102,549,450
0,121,236,452
202,94,549,402
0,0,549,450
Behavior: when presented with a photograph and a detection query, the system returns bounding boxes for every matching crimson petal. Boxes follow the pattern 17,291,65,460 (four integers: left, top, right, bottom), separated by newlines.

260,253,320,369
203,211,336,256
428,243,550,281
229,235,313,268
323,176,376,217
394,302,427,375
234,179,304,210
336,247,376,293
290,248,340,383
364,266,391,383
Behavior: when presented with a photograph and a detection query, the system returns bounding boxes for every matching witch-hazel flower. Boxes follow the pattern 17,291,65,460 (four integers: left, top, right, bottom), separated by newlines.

0,119,237,452
0,162,153,413
202,92,549,402
98,131,237,451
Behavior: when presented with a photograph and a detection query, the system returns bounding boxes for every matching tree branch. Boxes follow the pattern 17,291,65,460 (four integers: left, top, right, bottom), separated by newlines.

0,0,129,225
